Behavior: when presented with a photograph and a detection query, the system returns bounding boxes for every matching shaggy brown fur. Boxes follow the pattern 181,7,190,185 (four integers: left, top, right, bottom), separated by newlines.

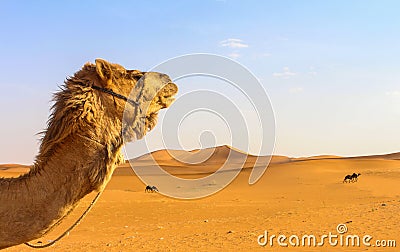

0,59,177,249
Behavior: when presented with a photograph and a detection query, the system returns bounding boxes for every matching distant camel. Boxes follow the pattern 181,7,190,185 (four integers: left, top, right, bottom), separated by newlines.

343,174,352,183
343,173,361,183
145,185,159,193
351,173,361,182
145,185,152,192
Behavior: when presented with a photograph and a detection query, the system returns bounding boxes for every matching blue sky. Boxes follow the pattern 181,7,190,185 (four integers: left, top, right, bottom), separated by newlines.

0,1,399,164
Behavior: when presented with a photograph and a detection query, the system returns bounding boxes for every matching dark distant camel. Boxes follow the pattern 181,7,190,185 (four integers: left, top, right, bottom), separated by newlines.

351,173,361,182
343,174,352,183
145,185,159,193
343,173,361,183
145,185,152,192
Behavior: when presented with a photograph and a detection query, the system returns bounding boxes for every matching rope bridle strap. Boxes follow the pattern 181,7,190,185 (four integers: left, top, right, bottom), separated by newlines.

25,131,107,248
76,81,139,107
24,190,103,248
90,84,139,107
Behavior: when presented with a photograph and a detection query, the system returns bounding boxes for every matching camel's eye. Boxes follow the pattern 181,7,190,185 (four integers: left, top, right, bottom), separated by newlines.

126,70,143,80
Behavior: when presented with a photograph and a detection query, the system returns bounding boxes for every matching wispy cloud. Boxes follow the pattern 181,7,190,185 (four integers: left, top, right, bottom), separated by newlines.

220,38,249,49
272,67,297,79
289,87,304,93
386,90,400,96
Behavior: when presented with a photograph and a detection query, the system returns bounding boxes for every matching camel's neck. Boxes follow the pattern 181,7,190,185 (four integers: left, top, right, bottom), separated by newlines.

0,132,123,249
0,76,128,249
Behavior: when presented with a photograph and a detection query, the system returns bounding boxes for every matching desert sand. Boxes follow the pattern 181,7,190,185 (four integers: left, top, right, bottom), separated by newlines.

1,146,399,251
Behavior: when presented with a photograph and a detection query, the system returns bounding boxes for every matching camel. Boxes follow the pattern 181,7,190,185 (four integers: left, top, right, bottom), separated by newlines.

351,173,361,182
151,185,159,192
145,185,159,193
343,174,353,183
145,185,153,192
343,173,361,183
0,59,178,249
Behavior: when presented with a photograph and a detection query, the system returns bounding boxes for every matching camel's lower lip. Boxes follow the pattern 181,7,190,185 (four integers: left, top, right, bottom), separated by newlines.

161,82,178,97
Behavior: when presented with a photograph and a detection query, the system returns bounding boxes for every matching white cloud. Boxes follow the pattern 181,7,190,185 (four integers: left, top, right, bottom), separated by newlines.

272,67,297,78
289,87,303,93
228,52,240,59
220,38,249,49
386,90,400,96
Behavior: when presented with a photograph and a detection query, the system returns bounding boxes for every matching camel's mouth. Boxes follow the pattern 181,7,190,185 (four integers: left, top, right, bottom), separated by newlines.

150,82,178,111
145,82,178,131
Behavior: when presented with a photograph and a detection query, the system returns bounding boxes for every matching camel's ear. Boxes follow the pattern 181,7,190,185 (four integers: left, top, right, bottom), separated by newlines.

95,58,113,86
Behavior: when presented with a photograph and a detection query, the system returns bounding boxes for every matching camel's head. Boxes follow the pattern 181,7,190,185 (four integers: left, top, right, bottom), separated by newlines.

87,59,177,141
38,59,177,169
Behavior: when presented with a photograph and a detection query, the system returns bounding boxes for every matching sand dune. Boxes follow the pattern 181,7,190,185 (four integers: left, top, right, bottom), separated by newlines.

132,145,290,173
0,164,30,171
0,164,30,178
1,147,399,251
133,145,255,165
350,152,400,160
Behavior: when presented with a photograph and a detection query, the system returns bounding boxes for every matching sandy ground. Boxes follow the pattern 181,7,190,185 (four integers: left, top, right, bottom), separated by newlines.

1,147,399,251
